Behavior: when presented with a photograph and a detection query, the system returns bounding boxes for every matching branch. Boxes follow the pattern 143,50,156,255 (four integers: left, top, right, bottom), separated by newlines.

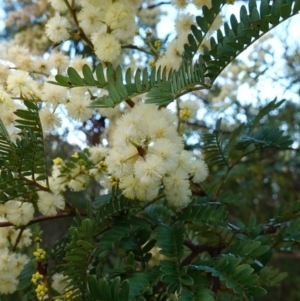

63,0,94,49
181,240,223,266
139,2,171,10
12,227,25,252
121,44,153,56
125,98,135,108
0,212,76,228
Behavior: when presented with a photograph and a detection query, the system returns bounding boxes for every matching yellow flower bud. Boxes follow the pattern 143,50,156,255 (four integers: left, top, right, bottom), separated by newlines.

53,157,63,166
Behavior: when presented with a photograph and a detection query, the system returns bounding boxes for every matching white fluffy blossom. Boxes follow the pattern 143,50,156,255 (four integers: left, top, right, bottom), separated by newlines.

45,14,71,43
92,33,121,63
164,170,192,207
138,7,165,27
119,0,142,11
4,201,34,226
149,139,181,172
39,106,61,132
106,103,208,206
52,273,70,294
156,38,185,71
48,174,68,194
0,248,29,294
70,56,92,73
192,0,212,8
172,0,189,9
191,159,209,182
156,55,180,73
0,105,19,127
42,79,68,105
179,100,200,120
10,228,32,248
105,147,137,178
48,0,69,12
119,175,140,200
112,22,137,43
0,63,10,81
48,51,69,72
68,177,87,192
37,191,65,216
7,70,35,96
176,150,194,173
65,92,93,121
0,274,19,294
78,4,106,35
175,13,194,34
33,57,51,74
105,2,134,30
88,145,108,164
84,0,112,6
134,154,166,184
0,90,13,107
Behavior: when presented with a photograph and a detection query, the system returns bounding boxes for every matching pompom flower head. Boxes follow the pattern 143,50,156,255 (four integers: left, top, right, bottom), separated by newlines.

4,201,34,226
45,14,71,43
37,191,65,216
105,103,208,207
92,33,121,63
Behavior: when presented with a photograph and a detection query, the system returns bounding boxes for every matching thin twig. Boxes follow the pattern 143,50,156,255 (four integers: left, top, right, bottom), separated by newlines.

0,212,76,228
63,0,94,49
12,227,25,252
125,99,135,108
121,44,153,56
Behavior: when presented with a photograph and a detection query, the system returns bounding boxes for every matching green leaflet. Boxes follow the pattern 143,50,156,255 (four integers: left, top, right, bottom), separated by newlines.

202,118,229,167
183,0,300,84
54,74,71,87
82,64,96,85
202,104,293,171
95,63,106,86
235,126,293,150
94,195,141,222
128,272,152,300
293,0,300,13
53,58,206,108
194,256,267,300
63,218,96,294
156,224,184,258
225,240,270,259
87,277,130,301
178,204,228,227
249,98,285,132
68,67,84,85
0,100,49,202
17,261,35,291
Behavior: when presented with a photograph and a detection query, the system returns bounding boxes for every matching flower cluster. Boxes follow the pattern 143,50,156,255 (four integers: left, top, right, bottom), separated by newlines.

156,0,226,71
31,272,49,299
45,0,139,63
0,216,32,248
43,102,208,208
0,248,29,294
106,103,208,207
179,100,200,121
0,194,65,226
35,283,49,299
31,271,44,285
49,145,109,194
33,248,46,262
